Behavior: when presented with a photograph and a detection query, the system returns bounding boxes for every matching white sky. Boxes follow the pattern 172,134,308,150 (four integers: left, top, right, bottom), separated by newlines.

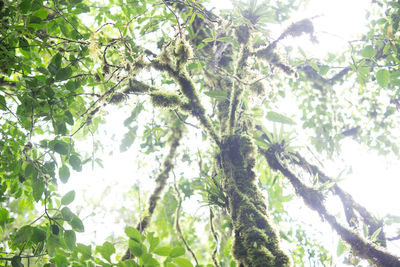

60,0,400,263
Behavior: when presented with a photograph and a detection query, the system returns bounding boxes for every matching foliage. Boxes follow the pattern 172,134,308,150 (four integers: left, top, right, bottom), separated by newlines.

1,0,400,266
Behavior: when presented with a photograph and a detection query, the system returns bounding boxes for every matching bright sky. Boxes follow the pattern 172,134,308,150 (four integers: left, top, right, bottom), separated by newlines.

60,0,400,263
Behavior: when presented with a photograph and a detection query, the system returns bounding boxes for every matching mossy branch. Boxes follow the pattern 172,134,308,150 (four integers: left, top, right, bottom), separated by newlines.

253,19,316,77
260,148,400,267
122,119,185,260
288,151,387,246
151,51,220,145
228,25,252,135
220,135,290,267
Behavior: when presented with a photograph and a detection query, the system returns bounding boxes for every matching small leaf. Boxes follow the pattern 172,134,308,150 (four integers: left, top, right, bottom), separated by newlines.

0,95,6,110
173,258,193,267
32,178,45,202
61,190,75,205
11,256,24,267
69,155,82,171
376,69,390,87
13,225,33,245
56,67,73,81
128,239,143,257
53,141,69,155
361,45,375,58
96,241,116,262
153,245,171,256
76,243,92,260
65,230,76,250
32,9,49,19
370,227,382,242
336,238,349,256
61,207,74,221
203,38,214,43
69,215,84,232
59,165,70,183
203,91,227,100
31,227,46,243
266,111,295,125
169,247,185,258
125,226,141,242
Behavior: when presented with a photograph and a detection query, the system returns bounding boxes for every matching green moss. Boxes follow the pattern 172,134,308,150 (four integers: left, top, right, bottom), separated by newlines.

220,135,291,267
150,91,183,109
125,79,155,94
174,38,193,66
235,24,251,44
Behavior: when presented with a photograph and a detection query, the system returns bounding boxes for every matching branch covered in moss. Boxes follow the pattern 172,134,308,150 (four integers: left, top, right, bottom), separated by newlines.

220,135,290,267
260,147,400,267
151,43,220,145
228,25,252,135
253,19,316,76
289,151,387,246
122,119,185,260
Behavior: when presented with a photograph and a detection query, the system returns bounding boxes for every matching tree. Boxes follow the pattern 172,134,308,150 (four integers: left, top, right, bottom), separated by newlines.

1,0,400,266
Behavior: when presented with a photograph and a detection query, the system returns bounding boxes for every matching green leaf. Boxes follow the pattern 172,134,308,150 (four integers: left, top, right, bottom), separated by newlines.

25,163,37,178
53,141,69,155
59,165,70,183
173,258,193,267
11,256,24,267
169,247,185,258
96,241,116,262
31,227,46,243
376,69,390,87
69,155,82,171
0,95,6,110
125,226,141,242
56,67,73,81
203,37,214,43
361,45,375,58
370,227,382,242
64,230,76,250
117,260,141,267
13,225,33,245
0,208,9,227
64,110,74,125
19,0,31,13
153,245,171,256
203,91,228,100
32,9,49,19
128,239,143,257
61,207,74,221
336,238,349,256
32,178,45,202
61,190,75,205
47,234,60,256
266,111,295,125
69,215,84,232
76,243,92,260
50,255,68,267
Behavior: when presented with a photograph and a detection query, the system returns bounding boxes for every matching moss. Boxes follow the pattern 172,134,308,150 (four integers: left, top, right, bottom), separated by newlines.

249,80,265,96
150,91,183,109
235,24,251,45
109,93,126,104
220,135,291,267
174,38,193,66
125,79,155,94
